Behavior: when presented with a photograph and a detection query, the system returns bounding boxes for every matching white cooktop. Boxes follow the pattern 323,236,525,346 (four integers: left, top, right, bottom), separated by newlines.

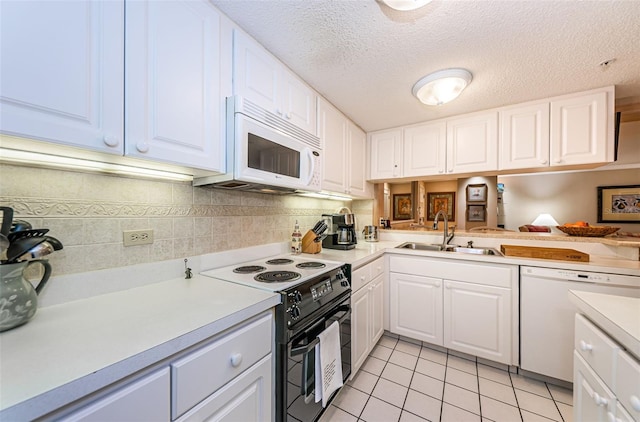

200,254,345,292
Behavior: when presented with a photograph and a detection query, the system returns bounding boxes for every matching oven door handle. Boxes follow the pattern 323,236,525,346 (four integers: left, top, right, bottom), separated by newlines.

290,304,350,356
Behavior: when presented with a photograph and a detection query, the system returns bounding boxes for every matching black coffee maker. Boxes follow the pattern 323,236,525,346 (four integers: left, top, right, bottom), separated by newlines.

321,213,357,250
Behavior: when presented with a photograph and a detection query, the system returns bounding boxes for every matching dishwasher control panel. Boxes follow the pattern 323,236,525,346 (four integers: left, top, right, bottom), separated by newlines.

521,266,638,287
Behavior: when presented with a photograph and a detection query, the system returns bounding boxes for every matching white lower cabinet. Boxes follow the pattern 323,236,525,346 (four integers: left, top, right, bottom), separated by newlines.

176,355,272,422
389,273,443,345
573,313,640,422
171,312,273,420
351,258,386,376
46,311,274,422
63,369,170,421
389,255,517,365
443,280,511,363
574,351,616,422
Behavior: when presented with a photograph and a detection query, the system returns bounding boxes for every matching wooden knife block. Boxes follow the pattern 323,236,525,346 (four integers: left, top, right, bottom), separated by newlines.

301,230,322,254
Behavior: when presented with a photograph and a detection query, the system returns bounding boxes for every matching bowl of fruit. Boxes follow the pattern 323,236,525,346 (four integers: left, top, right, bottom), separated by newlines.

556,221,620,237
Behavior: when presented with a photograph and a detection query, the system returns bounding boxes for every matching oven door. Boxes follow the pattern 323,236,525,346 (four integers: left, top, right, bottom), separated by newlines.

285,297,351,422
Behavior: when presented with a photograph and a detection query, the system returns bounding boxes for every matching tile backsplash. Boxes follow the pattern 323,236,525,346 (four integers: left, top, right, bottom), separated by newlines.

0,163,373,276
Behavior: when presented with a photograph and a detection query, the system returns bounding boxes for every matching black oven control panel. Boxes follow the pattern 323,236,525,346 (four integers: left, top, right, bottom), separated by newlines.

311,279,333,301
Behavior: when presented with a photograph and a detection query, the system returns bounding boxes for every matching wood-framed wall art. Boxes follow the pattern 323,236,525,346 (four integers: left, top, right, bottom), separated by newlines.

466,183,488,203
466,204,486,222
427,192,455,221
597,185,640,223
393,193,412,220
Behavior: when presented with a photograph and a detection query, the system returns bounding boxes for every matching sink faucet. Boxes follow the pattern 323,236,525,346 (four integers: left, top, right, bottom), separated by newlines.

433,210,455,249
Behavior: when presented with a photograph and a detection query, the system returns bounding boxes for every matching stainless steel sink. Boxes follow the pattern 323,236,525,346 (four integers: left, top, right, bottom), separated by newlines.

396,242,444,251
396,242,503,256
444,246,503,256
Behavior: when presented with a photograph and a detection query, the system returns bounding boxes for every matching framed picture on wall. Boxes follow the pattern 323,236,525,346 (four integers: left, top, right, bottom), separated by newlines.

597,185,640,223
427,192,455,221
467,205,486,222
393,193,412,220
466,184,488,203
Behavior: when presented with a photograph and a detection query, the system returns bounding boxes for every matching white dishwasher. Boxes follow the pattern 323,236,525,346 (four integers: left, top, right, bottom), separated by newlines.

520,266,639,383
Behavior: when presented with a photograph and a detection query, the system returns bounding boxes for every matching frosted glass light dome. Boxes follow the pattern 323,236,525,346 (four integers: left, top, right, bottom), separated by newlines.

412,69,473,106
381,0,432,11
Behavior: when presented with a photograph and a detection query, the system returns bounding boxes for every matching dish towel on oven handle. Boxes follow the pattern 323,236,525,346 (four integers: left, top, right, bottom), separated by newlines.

314,320,344,407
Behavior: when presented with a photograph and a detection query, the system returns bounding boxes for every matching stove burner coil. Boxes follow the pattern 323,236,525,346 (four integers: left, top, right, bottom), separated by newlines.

295,262,327,269
233,265,267,274
265,258,294,265
254,271,301,283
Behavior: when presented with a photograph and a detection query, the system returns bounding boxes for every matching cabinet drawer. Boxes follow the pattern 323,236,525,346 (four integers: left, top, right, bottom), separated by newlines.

176,354,272,422
574,314,618,389
616,350,640,420
369,257,385,280
352,265,371,292
65,368,170,421
171,312,273,419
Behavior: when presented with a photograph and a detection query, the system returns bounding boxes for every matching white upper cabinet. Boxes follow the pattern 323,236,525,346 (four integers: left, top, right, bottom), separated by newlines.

347,121,370,197
233,30,316,135
318,97,371,197
403,121,447,177
446,111,499,174
1,0,228,173
370,86,614,180
550,90,611,166
369,129,403,179
125,0,225,172
500,87,613,171
369,113,497,180
318,97,347,192
0,1,124,154
499,102,550,170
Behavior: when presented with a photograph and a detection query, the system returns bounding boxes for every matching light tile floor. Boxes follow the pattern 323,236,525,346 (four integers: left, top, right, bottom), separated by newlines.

320,334,573,422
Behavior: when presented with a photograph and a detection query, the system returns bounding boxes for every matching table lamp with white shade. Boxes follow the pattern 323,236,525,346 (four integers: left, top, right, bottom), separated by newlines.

531,213,560,231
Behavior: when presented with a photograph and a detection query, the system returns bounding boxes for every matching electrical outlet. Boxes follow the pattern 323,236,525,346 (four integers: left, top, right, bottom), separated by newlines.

123,229,154,246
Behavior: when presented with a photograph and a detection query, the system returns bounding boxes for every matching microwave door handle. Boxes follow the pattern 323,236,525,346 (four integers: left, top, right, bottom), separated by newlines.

303,148,315,186
290,305,351,356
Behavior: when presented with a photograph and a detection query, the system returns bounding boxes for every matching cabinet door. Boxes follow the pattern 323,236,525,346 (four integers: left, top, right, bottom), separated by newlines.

347,122,370,197
574,352,616,422
0,1,124,153
550,90,610,166
499,102,550,170
351,285,372,374
65,369,170,421
443,280,511,364
232,29,280,113
446,112,498,174
390,273,443,345
125,0,223,171
370,275,385,345
177,355,272,422
318,97,347,193
280,69,317,135
403,121,447,177
369,129,403,179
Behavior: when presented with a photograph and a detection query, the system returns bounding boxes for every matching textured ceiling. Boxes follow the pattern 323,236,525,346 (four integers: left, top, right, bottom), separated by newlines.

211,0,640,132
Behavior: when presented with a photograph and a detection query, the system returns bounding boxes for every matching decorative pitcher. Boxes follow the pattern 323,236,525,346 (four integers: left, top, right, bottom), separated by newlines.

0,260,52,332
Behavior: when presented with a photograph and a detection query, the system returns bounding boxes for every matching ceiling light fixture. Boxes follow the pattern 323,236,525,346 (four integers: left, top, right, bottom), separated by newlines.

412,68,473,106
380,0,432,11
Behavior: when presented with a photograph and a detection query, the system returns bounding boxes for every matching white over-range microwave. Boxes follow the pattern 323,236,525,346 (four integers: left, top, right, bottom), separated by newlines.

193,96,322,193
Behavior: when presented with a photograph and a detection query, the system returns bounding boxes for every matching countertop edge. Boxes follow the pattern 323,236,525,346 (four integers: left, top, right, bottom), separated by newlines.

568,290,640,360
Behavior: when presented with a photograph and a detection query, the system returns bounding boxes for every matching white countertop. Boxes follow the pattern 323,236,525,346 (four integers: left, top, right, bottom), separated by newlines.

569,290,640,359
312,240,640,276
0,274,279,420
